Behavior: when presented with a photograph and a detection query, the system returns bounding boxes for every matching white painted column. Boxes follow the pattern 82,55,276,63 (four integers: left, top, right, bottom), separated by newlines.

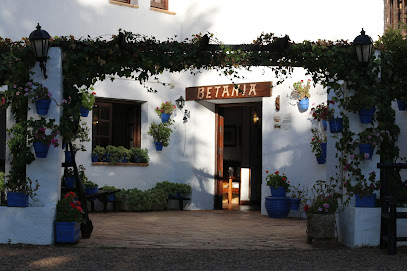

0,47,63,245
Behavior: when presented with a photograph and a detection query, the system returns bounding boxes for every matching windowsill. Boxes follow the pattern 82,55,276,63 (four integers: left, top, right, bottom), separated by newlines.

109,0,139,8
92,162,149,166
150,7,176,15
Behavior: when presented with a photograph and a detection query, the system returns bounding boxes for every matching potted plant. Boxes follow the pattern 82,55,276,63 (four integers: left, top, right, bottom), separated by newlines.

27,117,59,158
265,170,290,197
148,122,173,151
101,185,119,202
55,191,84,243
310,128,327,164
155,101,176,123
305,179,342,245
78,87,96,117
92,145,106,162
310,100,335,129
344,171,379,207
105,145,125,164
83,180,98,195
64,168,75,188
22,81,54,115
290,79,312,110
358,128,382,160
130,147,150,163
5,176,39,207
117,146,131,163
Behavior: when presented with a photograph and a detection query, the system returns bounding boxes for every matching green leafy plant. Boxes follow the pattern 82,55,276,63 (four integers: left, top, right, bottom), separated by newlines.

117,146,131,162
344,171,379,198
116,188,168,211
101,185,118,192
290,79,311,100
83,180,98,189
310,128,327,157
358,127,383,146
155,101,176,117
265,170,290,190
304,180,342,216
130,147,150,163
105,145,130,164
93,145,106,161
155,181,192,197
148,122,173,147
290,184,308,200
79,87,96,110
55,192,85,223
0,171,5,192
13,81,53,102
27,117,60,147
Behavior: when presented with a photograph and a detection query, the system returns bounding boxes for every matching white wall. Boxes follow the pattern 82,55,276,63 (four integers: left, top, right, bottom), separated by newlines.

0,0,386,212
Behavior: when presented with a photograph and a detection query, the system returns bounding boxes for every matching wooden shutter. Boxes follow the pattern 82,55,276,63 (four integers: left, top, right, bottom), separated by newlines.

92,102,112,147
151,0,168,10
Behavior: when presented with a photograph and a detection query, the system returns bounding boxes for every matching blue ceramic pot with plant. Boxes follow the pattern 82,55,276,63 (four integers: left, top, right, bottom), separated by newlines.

35,99,51,115
397,99,407,111
299,98,309,110
328,118,343,133
358,107,375,124
33,141,50,158
355,193,376,207
7,192,29,207
265,196,290,218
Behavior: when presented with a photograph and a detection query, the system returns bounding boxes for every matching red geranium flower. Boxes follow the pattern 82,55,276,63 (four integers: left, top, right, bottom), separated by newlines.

274,171,279,174
304,204,309,212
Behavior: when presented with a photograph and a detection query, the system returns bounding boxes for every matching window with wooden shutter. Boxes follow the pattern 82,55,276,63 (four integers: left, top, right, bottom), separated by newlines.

151,0,168,10
385,0,407,35
92,99,141,150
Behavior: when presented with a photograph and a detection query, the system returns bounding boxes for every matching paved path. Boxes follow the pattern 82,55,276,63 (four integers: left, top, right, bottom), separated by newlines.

78,210,313,250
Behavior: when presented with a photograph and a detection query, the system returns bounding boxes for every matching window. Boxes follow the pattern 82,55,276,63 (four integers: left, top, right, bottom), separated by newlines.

109,0,139,8
92,99,141,149
385,0,407,35
151,0,168,10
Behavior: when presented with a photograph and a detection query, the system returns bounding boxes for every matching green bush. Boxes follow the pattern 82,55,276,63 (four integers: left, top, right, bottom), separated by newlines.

0,171,4,192
117,188,167,211
83,180,98,189
131,147,150,163
101,185,118,192
155,181,192,197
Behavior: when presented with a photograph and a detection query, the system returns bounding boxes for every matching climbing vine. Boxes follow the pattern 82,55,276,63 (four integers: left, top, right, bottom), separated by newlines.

1,29,407,197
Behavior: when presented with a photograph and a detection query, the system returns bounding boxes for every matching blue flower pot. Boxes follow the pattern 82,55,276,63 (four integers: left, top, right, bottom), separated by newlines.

7,192,29,207
91,154,98,162
155,142,163,151
35,99,51,115
85,187,98,195
355,193,376,207
359,144,374,160
80,106,90,117
106,193,115,202
290,198,302,210
121,158,129,163
328,118,343,133
161,113,171,123
269,186,287,197
33,141,50,158
65,177,75,188
65,150,76,164
316,154,326,164
358,107,375,124
397,99,407,111
265,196,290,218
55,222,81,243
299,98,309,110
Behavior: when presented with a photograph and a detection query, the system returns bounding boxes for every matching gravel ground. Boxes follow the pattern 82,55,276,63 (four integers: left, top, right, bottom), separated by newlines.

1,245,407,271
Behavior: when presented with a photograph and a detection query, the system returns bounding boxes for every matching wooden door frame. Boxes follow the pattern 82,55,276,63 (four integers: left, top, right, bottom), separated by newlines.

214,102,262,209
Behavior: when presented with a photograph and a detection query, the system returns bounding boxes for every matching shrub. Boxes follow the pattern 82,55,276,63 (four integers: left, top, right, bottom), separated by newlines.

131,147,150,163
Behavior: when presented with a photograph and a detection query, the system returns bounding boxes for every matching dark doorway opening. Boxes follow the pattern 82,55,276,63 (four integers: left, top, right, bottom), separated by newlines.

214,102,262,211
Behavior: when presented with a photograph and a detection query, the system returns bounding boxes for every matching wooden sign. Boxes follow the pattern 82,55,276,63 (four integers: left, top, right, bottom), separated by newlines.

186,81,272,101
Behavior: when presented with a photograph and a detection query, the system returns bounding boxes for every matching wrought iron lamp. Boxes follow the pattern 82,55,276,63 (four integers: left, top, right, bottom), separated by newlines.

353,28,373,66
29,23,51,78
175,95,185,110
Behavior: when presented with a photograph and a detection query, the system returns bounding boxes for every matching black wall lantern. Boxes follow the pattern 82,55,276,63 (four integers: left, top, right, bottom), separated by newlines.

29,23,51,78
175,95,185,110
353,28,373,66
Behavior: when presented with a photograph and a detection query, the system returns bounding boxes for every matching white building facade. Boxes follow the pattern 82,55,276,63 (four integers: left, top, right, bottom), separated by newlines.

2,0,403,245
